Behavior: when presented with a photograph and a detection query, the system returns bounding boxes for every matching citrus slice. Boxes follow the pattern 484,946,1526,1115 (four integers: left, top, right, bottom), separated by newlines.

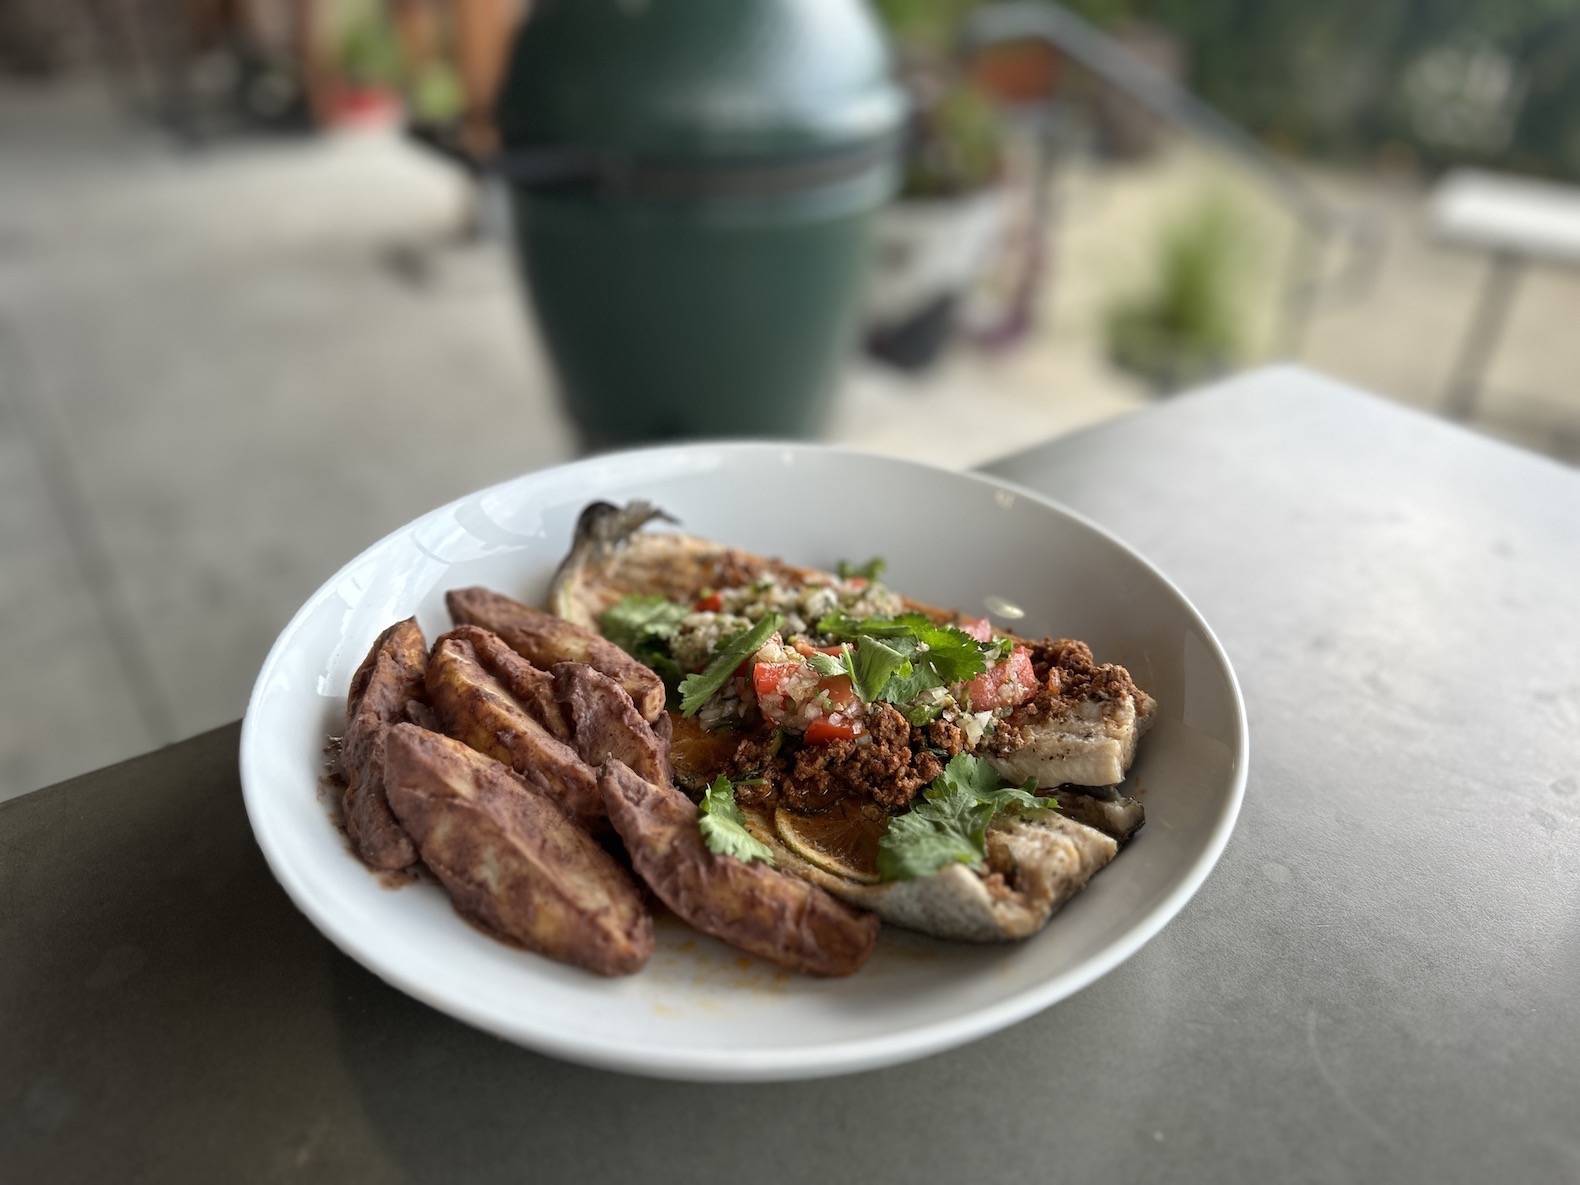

667,714,744,790
774,800,888,885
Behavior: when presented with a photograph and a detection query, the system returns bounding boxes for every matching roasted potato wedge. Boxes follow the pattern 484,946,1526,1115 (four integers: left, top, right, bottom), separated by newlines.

553,662,670,788
446,587,666,723
385,725,653,976
598,760,879,977
340,617,425,870
425,632,605,833
444,624,571,741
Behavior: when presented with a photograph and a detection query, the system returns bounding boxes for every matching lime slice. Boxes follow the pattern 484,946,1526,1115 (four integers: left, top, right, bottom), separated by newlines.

774,801,887,885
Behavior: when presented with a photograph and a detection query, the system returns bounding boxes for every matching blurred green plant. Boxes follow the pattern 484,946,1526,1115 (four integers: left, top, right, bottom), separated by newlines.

1104,195,1244,392
410,61,463,124
871,0,1007,197
903,79,1005,196
874,0,1580,180
875,0,1139,49
872,0,983,54
326,0,463,123
334,0,402,88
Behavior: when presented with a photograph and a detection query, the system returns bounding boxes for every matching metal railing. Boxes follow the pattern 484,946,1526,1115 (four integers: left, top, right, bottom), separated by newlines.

962,0,1383,356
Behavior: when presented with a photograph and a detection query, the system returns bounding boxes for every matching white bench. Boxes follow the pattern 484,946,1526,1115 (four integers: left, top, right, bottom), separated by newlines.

1429,168,1580,419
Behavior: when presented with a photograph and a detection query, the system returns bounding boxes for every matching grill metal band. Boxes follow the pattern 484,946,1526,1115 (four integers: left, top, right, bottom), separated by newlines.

493,137,898,200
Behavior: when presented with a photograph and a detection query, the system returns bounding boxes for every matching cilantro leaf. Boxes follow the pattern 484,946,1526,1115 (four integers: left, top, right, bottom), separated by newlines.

800,641,909,704
912,623,993,684
678,613,783,716
846,636,912,703
936,749,1005,798
874,809,979,881
878,659,945,708
698,775,775,865
816,610,932,640
600,594,689,653
600,594,690,698
979,779,1047,815
876,754,1058,882
837,556,887,582
813,611,996,706
804,649,846,677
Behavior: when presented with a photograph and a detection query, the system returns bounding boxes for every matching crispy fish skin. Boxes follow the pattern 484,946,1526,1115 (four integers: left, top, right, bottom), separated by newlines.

552,527,817,632
444,624,572,741
384,725,653,976
446,587,666,723
340,617,426,870
425,633,605,833
1051,787,1146,843
553,662,670,787
598,760,879,977
549,500,678,627
740,806,1118,942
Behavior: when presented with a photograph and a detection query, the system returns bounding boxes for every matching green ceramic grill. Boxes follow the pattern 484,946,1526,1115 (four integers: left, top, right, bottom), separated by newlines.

494,0,906,447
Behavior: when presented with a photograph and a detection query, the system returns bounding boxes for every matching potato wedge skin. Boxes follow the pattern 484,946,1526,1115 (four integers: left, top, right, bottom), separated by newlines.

445,624,572,741
425,633,605,833
598,760,879,977
340,618,426,870
446,587,666,723
554,662,670,787
384,725,653,976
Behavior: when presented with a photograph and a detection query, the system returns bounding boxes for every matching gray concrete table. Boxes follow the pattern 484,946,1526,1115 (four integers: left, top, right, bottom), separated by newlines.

4,366,1578,1184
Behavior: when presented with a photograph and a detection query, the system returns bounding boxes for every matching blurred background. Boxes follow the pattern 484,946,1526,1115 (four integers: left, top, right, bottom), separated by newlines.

3,0,1579,801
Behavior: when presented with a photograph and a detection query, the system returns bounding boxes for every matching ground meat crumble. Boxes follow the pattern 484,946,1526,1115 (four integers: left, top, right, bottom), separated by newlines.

919,718,967,757
704,637,1144,818
786,704,943,811
722,703,946,814
988,637,1146,754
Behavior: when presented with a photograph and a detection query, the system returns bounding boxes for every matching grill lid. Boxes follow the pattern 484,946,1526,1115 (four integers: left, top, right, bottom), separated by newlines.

494,0,907,171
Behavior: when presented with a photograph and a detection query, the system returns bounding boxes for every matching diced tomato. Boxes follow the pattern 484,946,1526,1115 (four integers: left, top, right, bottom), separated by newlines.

793,638,845,660
804,713,861,743
694,591,723,612
817,673,858,713
753,661,795,698
847,576,868,590
753,661,793,725
753,658,860,732
962,645,1036,711
959,616,994,642
1004,646,1037,700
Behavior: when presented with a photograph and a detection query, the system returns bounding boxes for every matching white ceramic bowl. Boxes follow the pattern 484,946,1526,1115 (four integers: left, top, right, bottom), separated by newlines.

240,443,1247,1081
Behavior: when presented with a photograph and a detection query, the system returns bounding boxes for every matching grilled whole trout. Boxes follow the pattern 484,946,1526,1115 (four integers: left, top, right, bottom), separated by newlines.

544,500,1156,942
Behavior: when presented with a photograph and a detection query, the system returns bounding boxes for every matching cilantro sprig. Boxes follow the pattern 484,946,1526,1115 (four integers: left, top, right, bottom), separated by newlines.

836,556,887,582
813,611,1001,708
800,634,922,704
600,594,689,689
678,613,783,716
876,754,1056,882
698,775,775,865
